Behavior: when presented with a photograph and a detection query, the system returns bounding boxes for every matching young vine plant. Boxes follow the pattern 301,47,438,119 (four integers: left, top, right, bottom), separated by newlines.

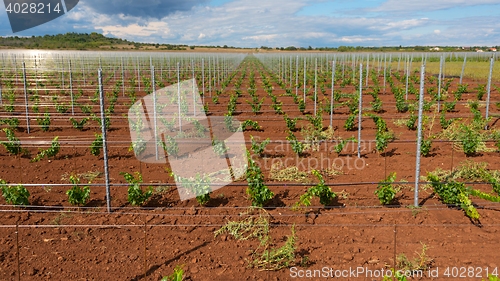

31,136,60,162
245,150,274,207
0,179,30,206
121,172,153,206
66,175,91,206
295,170,336,208
374,172,398,205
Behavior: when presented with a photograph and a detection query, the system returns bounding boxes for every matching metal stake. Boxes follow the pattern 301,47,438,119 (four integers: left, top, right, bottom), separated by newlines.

22,62,30,134
98,68,112,213
357,63,363,158
414,63,426,207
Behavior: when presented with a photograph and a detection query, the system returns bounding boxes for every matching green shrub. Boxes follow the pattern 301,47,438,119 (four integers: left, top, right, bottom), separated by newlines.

37,112,51,132
298,99,306,113
375,131,395,153
440,112,453,129
161,265,184,281
161,135,179,157
475,84,486,100
0,180,30,206
212,138,228,157
1,128,26,156
70,117,88,131
173,173,211,206
0,118,19,129
250,136,270,156
459,124,480,156
32,136,60,162
66,175,90,206
420,138,432,157
444,101,456,112
90,134,103,157
121,172,153,206
374,172,397,205
426,173,480,222
406,113,417,130
344,114,356,131
286,131,305,156
295,170,336,207
241,120,262,131
370,97,383,112
306,114,323,131
246,151,274,207
334,137,356,155
284,115,299,132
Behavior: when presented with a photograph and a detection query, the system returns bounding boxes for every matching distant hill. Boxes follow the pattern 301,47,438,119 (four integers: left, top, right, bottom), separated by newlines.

0,32,190,51
0,32,497,52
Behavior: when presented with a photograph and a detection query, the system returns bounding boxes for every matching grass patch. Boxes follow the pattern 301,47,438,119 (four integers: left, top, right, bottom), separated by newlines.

269,163,311,183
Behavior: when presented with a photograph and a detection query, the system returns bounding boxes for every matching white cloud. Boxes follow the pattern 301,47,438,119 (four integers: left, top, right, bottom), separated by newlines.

97,22,171,39
374,19,428,31
372,0,500,12
242,34,278,41
9,0,498,48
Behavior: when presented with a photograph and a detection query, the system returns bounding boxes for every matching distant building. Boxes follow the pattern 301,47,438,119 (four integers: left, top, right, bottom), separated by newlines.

490,48,497,52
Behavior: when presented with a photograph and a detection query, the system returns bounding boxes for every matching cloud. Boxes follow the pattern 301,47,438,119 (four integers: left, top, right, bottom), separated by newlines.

1,0,498,48
75,0,497,47
372,0,500,13
81,0,209,19
98,22,171,39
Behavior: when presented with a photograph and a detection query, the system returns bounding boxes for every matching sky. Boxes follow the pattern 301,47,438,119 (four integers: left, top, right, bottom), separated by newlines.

1,0,499,48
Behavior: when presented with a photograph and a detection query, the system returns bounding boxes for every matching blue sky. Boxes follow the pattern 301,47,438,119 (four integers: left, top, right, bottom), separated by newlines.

1,0,499,48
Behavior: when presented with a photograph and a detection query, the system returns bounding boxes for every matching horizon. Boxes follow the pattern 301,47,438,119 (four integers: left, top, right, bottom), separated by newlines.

1,1,500,48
